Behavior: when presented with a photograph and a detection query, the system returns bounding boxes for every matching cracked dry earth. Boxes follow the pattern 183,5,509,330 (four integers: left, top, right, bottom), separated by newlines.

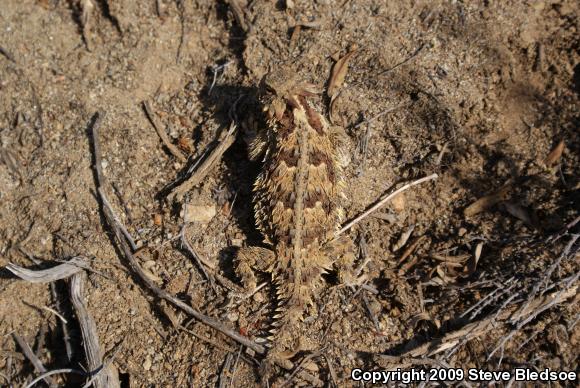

0,0,578,387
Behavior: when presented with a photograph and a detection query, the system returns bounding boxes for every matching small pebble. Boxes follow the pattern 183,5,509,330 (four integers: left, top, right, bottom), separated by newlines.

182,204,216,223
226,311,239,322
143,355,152,371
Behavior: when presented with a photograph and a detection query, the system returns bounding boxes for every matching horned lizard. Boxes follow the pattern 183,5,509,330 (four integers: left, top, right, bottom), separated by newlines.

235,67,361,382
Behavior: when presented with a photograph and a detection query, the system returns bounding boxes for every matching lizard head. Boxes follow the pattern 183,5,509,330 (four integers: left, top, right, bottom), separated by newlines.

260,67,320,121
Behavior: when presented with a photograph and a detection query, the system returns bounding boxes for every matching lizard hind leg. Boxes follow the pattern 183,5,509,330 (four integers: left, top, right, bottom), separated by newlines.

234,246,276,294
323,235,367,287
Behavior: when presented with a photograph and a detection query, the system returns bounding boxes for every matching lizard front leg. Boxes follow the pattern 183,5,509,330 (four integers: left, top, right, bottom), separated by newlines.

234,246,276,294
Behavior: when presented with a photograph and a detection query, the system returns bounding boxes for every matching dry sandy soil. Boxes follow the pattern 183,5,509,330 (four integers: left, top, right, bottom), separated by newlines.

0,0,578,387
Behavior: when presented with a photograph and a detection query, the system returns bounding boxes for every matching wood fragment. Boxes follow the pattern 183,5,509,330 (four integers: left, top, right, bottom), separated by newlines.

218,353,234,388
5,256,89,283
228,347,243,388
41,306,68,324
397,236,427,274
175,0,187,63
502,202,538,229
13,334,55,387
70,272,120,388
323,354,338,387
464,183,511,217
168,123,238,202
391,224,415,252
431,253,471,264
143,100,187,163
289,25,301,50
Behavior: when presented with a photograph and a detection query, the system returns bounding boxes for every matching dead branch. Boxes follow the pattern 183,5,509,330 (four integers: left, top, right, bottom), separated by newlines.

546,215,580,244
99,190,138,251
179,224,217,271
208,61,233,95
80,0,94,51
353,102,409,129
385,283,577,361
218,353,234,388
50,283,74,362
100,193,264,353
5,256,89,283
70,272,120,388
89,112,264,355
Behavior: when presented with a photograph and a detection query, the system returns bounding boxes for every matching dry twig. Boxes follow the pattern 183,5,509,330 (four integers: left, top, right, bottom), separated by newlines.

168,122,238,202
89,112,264,355
143,100,187,163
377,43,425,77
13,334,55,387
386,283,577,360
336,174,438,236
0,45,16,62
24,369,86,388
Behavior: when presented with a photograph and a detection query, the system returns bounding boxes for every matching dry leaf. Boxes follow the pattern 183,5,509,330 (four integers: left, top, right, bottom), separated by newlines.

463,242,482,277
502,202,539,229
431,244,481,283
431,253,471,264
544,140,565,166
392,224,414,252
289,25,301,50
464,183,511,217
329,94,341,125
327,49,357,99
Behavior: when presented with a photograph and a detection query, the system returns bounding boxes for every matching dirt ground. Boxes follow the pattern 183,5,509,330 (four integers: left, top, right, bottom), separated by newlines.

0,0,578,386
